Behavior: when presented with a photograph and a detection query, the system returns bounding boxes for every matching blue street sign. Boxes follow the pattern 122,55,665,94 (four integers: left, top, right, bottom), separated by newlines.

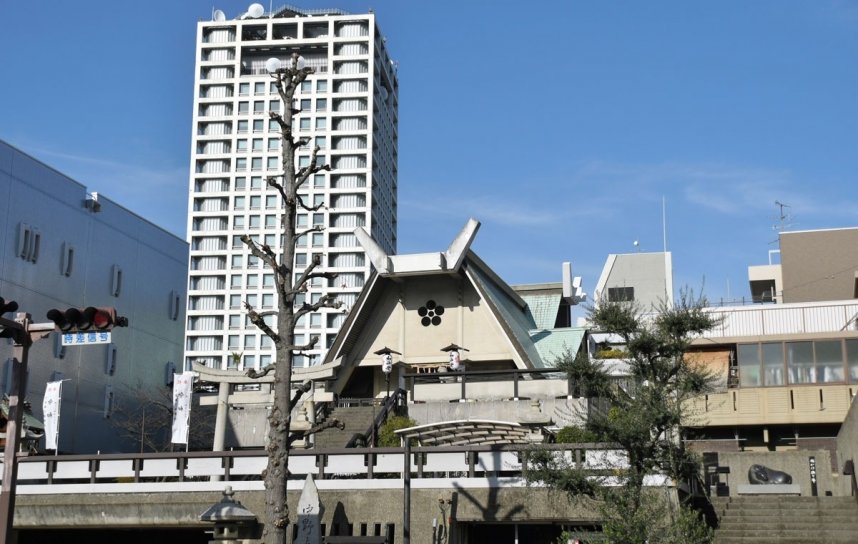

61,331,112,346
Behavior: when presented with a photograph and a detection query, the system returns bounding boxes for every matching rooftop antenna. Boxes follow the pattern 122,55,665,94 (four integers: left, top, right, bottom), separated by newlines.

633,240,640,252
213,9,226,21
770,200,793,245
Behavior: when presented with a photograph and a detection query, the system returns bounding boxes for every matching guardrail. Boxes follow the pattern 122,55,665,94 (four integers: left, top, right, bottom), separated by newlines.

0,444,634,494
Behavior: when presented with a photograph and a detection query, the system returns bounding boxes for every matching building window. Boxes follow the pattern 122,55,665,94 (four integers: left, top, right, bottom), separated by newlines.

239,83,250,96
299,118,311,131
607,287,635,302
237,120,249,133
316,80,328,92
315,118,327,130
738,339,854,387
254,82,266,95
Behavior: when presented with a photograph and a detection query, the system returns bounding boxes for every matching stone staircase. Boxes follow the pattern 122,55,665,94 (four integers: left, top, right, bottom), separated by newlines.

713,496,858,543
312,405,378,449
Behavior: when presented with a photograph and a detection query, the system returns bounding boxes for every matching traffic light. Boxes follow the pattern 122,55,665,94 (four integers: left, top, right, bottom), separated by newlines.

0,297,18,316
46,307,128,332
0,297,21,339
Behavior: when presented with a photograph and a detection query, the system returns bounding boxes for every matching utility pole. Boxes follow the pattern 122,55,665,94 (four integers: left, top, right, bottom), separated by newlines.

0,300,127,543
0,307,53,544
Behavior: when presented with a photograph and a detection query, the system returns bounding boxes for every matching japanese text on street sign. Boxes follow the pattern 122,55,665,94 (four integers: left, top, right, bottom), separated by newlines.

61,331,111,346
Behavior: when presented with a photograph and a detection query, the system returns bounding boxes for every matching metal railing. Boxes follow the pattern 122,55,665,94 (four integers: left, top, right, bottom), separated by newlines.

404,368,631,404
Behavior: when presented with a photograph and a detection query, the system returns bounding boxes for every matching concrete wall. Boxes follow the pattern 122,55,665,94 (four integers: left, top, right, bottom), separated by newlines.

594,252,672,311
836,396,858,482
717,450,850,497
14,486,602,542
780,228,858,303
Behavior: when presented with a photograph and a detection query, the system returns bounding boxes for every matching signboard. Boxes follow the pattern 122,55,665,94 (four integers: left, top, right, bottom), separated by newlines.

809,456,818,496
61,331,111,346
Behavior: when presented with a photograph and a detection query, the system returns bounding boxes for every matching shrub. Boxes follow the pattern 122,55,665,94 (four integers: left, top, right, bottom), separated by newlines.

555,426,600,444
377,415,417,447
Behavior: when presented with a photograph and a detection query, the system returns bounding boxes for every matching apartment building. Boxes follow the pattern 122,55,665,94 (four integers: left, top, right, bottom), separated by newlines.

185,4,398,370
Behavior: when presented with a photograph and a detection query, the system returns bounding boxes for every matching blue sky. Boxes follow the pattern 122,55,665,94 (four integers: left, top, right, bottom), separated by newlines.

2,1,856,304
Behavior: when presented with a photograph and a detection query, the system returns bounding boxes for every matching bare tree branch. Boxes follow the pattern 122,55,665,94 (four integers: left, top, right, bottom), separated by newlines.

241,235,278,270
296,194,325,212
244,302,280,344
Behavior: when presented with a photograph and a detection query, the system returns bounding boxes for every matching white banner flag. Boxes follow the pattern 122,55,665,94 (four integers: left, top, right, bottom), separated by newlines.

171,372,194,444
43,381,63,450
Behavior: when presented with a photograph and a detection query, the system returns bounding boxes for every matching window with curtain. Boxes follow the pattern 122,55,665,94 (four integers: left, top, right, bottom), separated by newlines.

761,342,784,386
192,275,225,290
737,344,761,387
331,174,366,189
191,296,224,311
787,341,815,384
816,340,844,382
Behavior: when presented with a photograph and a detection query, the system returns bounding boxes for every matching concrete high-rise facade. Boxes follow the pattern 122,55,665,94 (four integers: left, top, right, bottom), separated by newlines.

185,5,398,370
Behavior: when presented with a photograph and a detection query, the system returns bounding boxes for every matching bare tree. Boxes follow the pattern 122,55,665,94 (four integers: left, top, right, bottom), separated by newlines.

241,52,340,544
110,384,215,453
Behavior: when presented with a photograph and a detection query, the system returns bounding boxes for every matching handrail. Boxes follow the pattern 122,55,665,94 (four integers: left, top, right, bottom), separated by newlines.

344,388,404,448
404,368,629,403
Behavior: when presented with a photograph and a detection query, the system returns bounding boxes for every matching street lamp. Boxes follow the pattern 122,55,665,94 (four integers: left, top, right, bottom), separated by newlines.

440,343,468,372
374,346,401,400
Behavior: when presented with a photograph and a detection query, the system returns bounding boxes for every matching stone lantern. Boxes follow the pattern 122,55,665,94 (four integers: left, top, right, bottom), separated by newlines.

199,486,262,543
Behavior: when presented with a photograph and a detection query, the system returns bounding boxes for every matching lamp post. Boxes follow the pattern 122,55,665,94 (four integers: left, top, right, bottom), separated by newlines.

373,346,401,400
441,344,468,402
440,343,468,372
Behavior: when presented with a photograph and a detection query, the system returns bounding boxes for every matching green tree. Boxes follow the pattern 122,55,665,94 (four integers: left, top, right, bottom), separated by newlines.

528,291,718,544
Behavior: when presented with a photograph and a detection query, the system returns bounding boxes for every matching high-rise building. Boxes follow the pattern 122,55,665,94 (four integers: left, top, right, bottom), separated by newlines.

185,5,398,370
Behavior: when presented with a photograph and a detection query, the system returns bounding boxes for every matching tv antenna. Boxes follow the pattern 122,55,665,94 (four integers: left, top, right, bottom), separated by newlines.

773,200,793,231
770,200,793,246
213,9,226,21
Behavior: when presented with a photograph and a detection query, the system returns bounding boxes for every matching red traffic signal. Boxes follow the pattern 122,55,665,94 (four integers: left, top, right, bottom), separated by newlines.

46,307,128,332
0,297,18,316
